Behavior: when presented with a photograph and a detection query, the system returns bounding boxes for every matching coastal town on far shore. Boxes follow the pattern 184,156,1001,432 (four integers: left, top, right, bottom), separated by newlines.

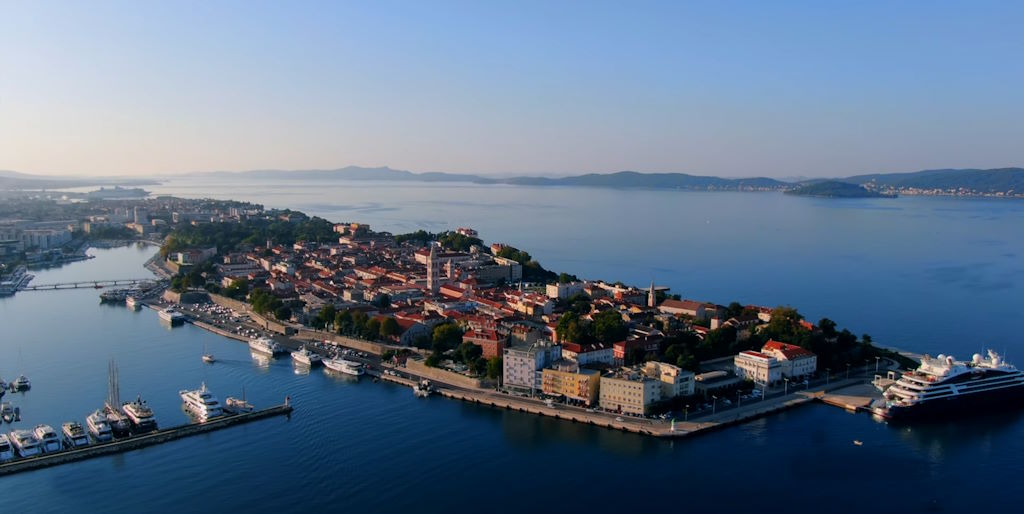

1,194,910,435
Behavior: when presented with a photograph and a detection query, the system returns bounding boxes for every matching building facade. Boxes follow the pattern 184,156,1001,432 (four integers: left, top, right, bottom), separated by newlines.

734,351,782,385
503,342,561,393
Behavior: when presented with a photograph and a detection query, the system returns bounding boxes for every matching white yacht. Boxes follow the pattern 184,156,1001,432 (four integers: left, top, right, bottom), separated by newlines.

249,337,283,355
0,433,14,461
323,357,364,376
86,410,113,442
121,395,158,432
8,429,41,457
291,347,322,367
1,401,14,423
179,383,224,421
10,375,30,392
33,424,62,453
125,296,141,311
158,308,185,325
874,350,1024,421
61,422,90,449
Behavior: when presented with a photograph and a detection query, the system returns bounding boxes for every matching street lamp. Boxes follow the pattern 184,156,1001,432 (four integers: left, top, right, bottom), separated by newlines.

825,368,831,386
875,356,880,373
712,395,718,414
684,404,689,422
737,389,742,407
784,377,790,396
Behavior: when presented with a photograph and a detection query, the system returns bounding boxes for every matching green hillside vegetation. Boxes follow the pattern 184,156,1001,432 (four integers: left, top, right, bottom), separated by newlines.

786,181,894,198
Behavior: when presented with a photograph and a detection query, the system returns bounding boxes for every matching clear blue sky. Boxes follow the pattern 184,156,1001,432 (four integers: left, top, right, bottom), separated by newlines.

2,0,1022,177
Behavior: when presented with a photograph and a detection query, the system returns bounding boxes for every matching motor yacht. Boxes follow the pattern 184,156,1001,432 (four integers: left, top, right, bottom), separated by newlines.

8,429,41,457
291,347,322,367
33,424,62,453
61,422,90,449
179,382,224,421
86,410,113,442
122,395,158,433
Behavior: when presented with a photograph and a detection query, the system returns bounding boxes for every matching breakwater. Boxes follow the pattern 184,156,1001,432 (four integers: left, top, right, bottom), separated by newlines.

0,404,293,477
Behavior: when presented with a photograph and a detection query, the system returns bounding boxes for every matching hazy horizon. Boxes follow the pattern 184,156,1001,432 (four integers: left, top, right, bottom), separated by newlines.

3,1,1023,178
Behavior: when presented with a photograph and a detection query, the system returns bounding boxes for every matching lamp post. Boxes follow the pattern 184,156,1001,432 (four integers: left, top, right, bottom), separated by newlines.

712,395,718,414
875,356,880,373
684,404,689,422
737,389,742,407
784,377,790,396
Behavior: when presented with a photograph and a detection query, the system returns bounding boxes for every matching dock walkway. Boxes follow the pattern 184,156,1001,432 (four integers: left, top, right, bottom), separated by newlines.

0,404,292,477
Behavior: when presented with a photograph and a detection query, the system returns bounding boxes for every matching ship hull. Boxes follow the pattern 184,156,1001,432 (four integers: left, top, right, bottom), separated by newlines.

879,382,1024,422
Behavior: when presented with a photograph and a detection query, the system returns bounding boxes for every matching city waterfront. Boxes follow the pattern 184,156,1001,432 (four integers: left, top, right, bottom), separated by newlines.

2,236,1024,512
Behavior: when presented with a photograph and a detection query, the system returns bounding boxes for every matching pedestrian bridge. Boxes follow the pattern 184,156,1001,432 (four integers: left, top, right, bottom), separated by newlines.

20,278,157,291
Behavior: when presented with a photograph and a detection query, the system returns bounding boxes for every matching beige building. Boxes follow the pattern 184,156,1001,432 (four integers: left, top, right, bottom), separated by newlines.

541,366,600,405
599,368,662,415
644,361,695,398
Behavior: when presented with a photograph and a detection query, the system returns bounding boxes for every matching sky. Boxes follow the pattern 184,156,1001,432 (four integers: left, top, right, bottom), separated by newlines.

1,1,1023,178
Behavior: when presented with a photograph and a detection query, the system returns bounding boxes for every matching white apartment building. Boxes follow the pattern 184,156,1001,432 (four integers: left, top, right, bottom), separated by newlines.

734,351,782,385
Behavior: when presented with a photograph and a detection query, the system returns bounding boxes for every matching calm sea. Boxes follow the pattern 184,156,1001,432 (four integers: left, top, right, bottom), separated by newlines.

0,182,1020,512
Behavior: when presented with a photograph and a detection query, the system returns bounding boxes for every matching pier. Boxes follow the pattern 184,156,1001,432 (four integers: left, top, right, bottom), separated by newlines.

0,404,293,477
19,278,156,291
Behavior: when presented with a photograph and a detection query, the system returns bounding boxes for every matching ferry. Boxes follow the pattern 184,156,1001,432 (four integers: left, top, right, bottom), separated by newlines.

33,424,62,453
122,395,158,432
86,410,113,442
158,308,186,325
0,433,14,461
291,347,322,367
249,337,284,356
323,357,364,376
61,421,90,448
125,295,141,311
8,429,41,457
179,382,224,421
873,350,1024,421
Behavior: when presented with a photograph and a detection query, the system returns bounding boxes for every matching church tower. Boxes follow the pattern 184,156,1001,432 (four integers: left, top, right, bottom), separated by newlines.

427,244,440,294
648,280,656,308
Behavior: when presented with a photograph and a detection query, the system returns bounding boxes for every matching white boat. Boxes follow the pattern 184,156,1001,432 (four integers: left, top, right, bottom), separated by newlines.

61,422,90,449
291,347,322,367
8,429,41,457
86,410,113,442
0,433,14,461
413,380,434,398
1,402,13,423
202,353,216,363
125,296,141,310
121,395,158,432
323,357,364,376
158,308,185,325
179,382,224,421
249,337,283,355
10,375,30,391
33,424,62,453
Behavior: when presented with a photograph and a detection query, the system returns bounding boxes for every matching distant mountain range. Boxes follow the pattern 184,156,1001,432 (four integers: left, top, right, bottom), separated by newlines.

4,166,1022,196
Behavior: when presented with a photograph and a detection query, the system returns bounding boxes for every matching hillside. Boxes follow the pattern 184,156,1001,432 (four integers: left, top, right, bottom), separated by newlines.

842,168,1024,194
785,181,894,198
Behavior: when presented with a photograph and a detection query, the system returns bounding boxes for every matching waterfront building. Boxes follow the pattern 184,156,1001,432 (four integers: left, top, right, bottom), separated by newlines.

561,342,614,366
599,368,662,415
760,340,817,378
734,350,782,385
463,329,506,359
694,370,743,398
644,361,695,398
546,281,585,300
541,364,600,405
503,342,561,394
657,299,707,319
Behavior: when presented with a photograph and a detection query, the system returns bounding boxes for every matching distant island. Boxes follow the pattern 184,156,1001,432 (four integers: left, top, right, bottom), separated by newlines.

785,181,896,199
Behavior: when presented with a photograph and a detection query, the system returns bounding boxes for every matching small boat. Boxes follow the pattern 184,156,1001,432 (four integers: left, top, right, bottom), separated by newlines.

61,422,90,449
10,375,30,392
202,353,216,363
8,429,41,457
33,424,62,453
413,380,434,398
291,347,322,367
125,295,141,311
0,402,14,423
853,440,863,446
224,387,254,414
0,433,14,461
86,410,113,442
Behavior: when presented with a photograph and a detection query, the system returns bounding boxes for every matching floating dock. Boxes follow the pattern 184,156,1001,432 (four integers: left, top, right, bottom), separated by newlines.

0,404,292,477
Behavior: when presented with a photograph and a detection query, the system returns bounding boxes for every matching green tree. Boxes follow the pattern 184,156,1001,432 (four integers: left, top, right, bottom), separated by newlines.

381,349,396,361
431,323,463,352
363,318,381,340
425,352,442,367
486,357,503,380
819,318,837,338
380,317,399,338
593,309,628,344
273,305,291,321
458,341,484,364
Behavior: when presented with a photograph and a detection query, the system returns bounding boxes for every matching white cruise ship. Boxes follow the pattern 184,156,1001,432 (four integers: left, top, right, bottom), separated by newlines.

0,433,14,461
62,422,90,449
158,308,185,325
179,383,224,421
33,424,62,453
86,410,113,442
874,350,1024,421
8,429,41,457
249,337,284,355
323,357,364,377
122,395,158,432
291,347,322,367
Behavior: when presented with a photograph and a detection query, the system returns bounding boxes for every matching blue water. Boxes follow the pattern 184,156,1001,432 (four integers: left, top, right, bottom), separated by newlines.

2,185,1023,512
